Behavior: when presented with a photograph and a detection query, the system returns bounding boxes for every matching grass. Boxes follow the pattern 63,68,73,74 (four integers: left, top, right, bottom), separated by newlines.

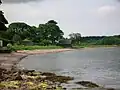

72,44,120,49
12,45,63,50
10,44,120,51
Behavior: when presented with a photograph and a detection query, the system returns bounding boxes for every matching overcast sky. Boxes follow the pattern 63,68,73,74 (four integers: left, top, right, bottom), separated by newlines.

1,0,120,37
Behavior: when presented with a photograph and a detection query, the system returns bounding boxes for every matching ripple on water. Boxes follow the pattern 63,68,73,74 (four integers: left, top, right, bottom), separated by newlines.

18,47,120,89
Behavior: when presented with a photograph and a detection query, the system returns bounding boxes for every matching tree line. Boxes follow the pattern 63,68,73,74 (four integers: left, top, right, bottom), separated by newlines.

80,35,120,46
68,33,120,46
1,20,65,46
0,20,120,46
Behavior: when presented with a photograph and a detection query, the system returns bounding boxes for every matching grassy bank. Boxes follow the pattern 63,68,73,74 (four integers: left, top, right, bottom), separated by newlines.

12,45,63,50
12,45,120,51
6,44,120,51
73,45,120,49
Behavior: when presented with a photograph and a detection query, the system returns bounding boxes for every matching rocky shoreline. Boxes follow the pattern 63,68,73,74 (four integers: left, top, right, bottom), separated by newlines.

0,68,74,90
0,49,74,89
0,68,115,90
0,49,116,90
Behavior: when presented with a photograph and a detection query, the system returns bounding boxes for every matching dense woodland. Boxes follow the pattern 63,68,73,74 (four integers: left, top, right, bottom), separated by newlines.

80,35,120,46
0,20,120,47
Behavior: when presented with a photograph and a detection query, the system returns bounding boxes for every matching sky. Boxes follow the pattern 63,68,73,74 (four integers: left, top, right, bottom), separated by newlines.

1,0,120,37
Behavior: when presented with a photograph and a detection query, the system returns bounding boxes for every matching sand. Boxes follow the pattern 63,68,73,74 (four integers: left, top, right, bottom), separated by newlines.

0,49,74,70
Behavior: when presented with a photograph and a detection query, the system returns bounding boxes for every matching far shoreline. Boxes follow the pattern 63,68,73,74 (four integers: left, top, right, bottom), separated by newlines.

73,45,120,49
0,45,120,70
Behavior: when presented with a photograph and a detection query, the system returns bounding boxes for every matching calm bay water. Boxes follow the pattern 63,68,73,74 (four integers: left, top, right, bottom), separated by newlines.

18,47,120,89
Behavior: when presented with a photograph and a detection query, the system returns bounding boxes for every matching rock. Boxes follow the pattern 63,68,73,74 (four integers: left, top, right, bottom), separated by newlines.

75,81,99,88
0,81,20,89
0,68,74,89
41,72,56,76
22,69,35,74
44,76,74,83
14,75,23,80
31,71,41,76
40,75,47,79
107,88,115,90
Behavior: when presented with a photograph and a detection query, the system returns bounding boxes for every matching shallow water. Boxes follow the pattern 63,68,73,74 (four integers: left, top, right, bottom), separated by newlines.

18,47,120,89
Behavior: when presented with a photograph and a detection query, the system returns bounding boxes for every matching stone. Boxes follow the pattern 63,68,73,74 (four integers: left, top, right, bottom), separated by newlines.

75,81,99,88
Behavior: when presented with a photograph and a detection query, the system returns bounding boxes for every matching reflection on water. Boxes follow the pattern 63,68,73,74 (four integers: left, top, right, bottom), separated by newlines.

18,47,120,89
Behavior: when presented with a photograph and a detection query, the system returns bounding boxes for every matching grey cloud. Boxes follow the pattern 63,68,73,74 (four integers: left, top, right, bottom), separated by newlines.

1,0,120,36
2,0,42,3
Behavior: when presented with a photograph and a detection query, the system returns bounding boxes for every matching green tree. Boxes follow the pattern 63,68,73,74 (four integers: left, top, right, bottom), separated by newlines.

69,33,81,45
37,20,64,45
5,20,64,46
0,11,8,31
0,1,9,46
28,26,39,42
7,22,32,44
47,20,58,24
97,37,120,45
45,22,64,44
35,24,46,43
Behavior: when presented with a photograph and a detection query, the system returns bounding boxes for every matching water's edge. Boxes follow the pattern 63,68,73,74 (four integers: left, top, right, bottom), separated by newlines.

17,47,120,89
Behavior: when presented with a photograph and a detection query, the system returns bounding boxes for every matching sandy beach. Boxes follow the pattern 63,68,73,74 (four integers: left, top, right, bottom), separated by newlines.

0,49,74,70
